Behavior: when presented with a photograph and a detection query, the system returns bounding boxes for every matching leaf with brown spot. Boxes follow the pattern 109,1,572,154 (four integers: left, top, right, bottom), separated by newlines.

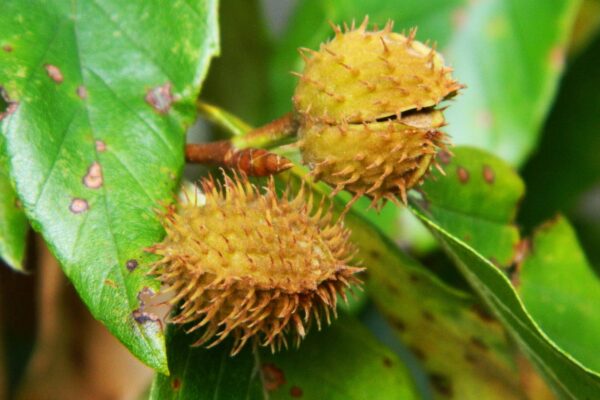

416,146,524,268
261,317,419,400
0,0,219,373
268,0,580,245
411,150,600,398
356,207,533,399
149,325,264,400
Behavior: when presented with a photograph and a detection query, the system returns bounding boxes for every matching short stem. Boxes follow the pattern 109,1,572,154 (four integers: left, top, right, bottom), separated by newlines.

232,112,297,149
188,104,298,176
185,140,232,165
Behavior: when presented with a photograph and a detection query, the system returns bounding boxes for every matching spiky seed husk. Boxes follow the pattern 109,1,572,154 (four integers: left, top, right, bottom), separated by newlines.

293,17,461,209
149,174,362,355
300,114,448,208
293,19,461,123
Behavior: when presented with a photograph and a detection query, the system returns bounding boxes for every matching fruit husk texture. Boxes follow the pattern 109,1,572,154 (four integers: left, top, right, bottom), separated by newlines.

300,111,448,207
149,174,362,355
293,18,461,208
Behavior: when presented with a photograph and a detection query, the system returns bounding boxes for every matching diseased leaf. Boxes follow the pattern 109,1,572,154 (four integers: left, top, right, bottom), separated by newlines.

150,326,264,400
261,317,419,400
151,316,418,400
419,146,524,268
519,216,600,372
0,135,28,271
0,0,219,372
411,147,600,398
358,219,536,399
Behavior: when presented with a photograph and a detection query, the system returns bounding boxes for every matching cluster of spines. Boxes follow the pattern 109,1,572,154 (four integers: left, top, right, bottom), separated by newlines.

303,125,448,211
292,16,463,125
149,174,362,355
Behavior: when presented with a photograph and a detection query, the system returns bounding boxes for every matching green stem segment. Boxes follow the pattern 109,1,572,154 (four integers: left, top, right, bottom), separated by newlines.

186,102,298,176
231,112,297,149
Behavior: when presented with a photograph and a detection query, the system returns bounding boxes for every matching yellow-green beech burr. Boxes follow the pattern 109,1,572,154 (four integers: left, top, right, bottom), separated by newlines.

293,17,462,208
149,174,362,355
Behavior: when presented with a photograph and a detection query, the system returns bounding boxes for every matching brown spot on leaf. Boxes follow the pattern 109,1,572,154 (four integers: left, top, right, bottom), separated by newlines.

409,274,419,283
390,317,406,332
69,198,89,214
83,161,103,189
262,363,286,391
2,44,13,52
382,357,393,368
0,102,18,122
549,46,565,71
470,337,489,351
44,64,64,84
171,378,181,390
464,352,477,363
0,87,18,122
95,140,106,152
512,239,530,266
471,304,495,323
290,386,303,397
104,279,117,288
386,282,400,296
409,345,426,361
76,85,88,99
510,239,531,287
145,82,173,114
482,165,495,184
126,259,138,271
422,310,435,322
429,373,453,397
369,249,381,260
132,309,159,324
137,286,155,308
437,150,452,165
456,166,469,183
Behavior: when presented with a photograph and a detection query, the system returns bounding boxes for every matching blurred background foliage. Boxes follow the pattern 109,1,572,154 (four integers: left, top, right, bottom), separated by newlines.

1,0,599,398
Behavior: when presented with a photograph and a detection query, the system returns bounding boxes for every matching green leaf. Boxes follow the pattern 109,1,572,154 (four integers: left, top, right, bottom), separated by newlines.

151,316,418,400
345,204,536,399
269,0,579,165
410,148,600,398
519,216,600,372
520,34,600,267
419,146,524,267
0,135,27,271
261,316,418,400
150,326,264,400
0,0,219,372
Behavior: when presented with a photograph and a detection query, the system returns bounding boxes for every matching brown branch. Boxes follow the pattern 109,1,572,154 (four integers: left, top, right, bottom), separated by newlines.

185,140,233,165
185,113,298,177
185,141,293,177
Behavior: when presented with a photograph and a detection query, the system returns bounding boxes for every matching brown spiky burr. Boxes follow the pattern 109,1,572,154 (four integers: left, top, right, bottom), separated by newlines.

293,17,462,209
148,173,362,355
